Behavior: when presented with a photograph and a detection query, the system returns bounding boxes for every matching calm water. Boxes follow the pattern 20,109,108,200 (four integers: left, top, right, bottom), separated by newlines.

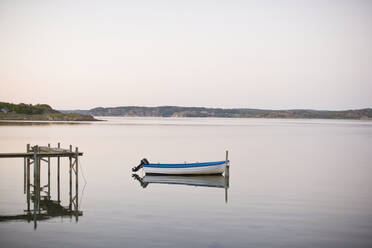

0,117,371,248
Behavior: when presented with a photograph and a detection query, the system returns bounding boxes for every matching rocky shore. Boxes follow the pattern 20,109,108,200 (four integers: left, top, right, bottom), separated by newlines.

0,112,98,121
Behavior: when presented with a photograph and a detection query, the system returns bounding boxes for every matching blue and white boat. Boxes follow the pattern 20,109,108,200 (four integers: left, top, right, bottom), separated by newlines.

132,157,229,175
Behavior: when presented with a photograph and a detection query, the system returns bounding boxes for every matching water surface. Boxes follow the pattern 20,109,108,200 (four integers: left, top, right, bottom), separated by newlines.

0,117,371,247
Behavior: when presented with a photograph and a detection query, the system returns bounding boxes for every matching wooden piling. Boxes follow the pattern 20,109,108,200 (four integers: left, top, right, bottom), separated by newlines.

69,145,72,210
33,145,37,230
38,156,41,213
48,143,50,199
32,146,39,214
23,156,26,194
225,150,229,177
57,142,60,202
33,146,37,192
75,147,79,220
23,144,27,193
26,144,30,199
26,145,30,211
224,150,230,203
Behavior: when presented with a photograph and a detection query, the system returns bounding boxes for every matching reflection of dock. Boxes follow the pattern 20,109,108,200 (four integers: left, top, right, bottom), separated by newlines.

0,143,83,229
0,196,82,223
133,172,230,203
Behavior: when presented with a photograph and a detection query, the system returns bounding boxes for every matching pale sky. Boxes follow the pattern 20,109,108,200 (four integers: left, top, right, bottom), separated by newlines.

0,0,371,110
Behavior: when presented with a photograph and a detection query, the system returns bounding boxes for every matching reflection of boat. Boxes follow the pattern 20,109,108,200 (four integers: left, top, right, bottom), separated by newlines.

133,174,227,188
133,159,229,175
132,173,230,203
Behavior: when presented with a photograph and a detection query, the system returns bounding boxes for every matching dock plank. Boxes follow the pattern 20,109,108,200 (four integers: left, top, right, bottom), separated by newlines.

0,152,83,158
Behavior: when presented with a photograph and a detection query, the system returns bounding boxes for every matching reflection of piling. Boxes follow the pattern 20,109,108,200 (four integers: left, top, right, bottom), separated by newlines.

225,185,228,203
224,170,229,204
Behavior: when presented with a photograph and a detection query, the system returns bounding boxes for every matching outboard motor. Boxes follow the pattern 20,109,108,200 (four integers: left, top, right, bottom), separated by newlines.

132,158,149,172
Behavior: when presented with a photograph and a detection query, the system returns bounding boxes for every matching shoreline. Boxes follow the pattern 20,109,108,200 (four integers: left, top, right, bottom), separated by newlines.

92,115,372,121
0,113,101,122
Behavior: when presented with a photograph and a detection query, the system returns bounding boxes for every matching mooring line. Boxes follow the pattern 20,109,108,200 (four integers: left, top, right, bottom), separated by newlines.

78,158,87,207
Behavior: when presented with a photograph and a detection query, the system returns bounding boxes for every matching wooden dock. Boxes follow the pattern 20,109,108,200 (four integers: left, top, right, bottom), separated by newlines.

0,143,83,229
0,147,83,158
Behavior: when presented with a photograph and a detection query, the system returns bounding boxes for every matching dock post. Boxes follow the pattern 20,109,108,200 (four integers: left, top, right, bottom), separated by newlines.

75,147,79,221
224,150,230,203
33,145,37,195
48,143,50,199
33,145,37,196
24,156,26,194
23,144,27,194
38,155,41,214
33,145,38,227
26,144,30,209
69,145,72,211
225,150,229,177
26,144,30,211
57,142,60,203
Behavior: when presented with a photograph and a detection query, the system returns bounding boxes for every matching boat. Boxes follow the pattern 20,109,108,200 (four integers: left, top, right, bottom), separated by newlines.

132,157,229,175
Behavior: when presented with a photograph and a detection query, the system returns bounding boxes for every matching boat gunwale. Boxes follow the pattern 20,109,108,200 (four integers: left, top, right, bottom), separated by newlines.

145,172,224,176
144,160,228,168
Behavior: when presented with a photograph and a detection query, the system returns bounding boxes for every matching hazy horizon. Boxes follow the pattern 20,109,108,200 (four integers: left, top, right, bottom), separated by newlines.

60,104,370,111
1,0,371,110
2,101,371,112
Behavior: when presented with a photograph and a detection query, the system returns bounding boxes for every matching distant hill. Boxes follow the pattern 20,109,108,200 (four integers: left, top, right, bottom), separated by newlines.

0,102,98,121
61,106,372,120
0,102,59,115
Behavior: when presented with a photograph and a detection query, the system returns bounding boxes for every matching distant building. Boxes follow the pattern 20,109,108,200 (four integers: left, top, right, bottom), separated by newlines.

1,108,9,113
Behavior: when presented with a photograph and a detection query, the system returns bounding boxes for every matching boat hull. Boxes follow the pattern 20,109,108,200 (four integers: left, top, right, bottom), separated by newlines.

143,161,227,175
142,175,227,188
